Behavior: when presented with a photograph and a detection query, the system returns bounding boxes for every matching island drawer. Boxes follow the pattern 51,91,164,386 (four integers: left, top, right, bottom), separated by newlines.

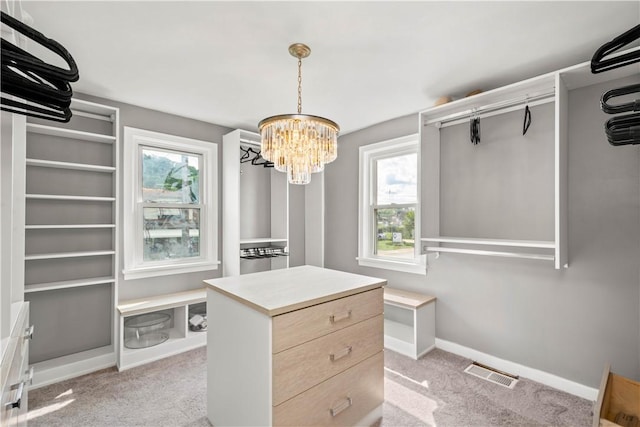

273,351,384,426
272,287,383,353
273,314,383,406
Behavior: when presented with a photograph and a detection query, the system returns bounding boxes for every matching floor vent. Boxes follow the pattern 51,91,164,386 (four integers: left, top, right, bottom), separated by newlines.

464,362,519,389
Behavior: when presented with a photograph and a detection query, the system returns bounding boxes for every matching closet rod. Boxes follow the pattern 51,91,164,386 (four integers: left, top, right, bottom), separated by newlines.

240,138,260,147
425,90,555,128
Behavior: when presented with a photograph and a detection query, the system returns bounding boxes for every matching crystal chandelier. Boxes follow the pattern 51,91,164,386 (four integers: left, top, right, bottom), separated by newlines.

259,43,339,185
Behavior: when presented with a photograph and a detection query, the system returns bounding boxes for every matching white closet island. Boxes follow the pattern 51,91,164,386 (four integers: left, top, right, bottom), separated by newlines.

204,265,385,426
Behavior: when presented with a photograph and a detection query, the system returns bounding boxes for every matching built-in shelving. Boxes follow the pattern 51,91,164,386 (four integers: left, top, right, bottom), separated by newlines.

419,48,639,269
25,250,116,261
117,289,206,370
25,224,115,230
26,123,116,144
25,277,116,294
25,194,116,202
222,129,289,276
23,98,120,388
26,158,116,173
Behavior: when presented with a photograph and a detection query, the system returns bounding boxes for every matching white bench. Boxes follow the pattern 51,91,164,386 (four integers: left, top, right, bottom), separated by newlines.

117,289,207,370
383,287,436,359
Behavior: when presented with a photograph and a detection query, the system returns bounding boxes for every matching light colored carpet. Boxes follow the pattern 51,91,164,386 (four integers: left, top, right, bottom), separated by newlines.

28,347,593,426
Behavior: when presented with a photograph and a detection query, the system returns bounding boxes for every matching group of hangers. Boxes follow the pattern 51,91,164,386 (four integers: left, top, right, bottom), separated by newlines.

468,100,532,146
591,24,640,146
1,11,79,122
240,146,273,168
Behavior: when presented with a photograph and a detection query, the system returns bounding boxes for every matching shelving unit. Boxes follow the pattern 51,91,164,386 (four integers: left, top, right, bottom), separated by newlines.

420,68,563,267
116,289,206,370
222,129,289,276
383,288,436,360
22,98,119,387
419,47,639,269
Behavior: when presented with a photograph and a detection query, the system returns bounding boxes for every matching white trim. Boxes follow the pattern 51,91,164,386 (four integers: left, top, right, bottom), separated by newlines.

122,260,221,281
358,134,425,274
357,256,426,275
435,338,597,400
30,346,115,389
122,127,218,280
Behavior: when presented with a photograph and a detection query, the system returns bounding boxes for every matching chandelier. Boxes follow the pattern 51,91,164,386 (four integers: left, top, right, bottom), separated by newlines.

258,43,339,185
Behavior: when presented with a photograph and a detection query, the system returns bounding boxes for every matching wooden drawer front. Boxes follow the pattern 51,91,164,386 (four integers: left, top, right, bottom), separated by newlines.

274,351,383,426
273,314,383,406
273,288,383,353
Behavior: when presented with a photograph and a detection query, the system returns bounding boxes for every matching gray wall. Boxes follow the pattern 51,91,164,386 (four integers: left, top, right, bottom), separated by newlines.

78,93,232,301
79,93,306,298
324,75,640,388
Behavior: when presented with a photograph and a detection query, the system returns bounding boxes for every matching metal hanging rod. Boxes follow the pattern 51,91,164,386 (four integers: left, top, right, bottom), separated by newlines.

425,90,556,128
239,137,260,147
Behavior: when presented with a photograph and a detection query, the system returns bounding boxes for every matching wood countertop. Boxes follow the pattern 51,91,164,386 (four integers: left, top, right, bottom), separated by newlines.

204,265,386,316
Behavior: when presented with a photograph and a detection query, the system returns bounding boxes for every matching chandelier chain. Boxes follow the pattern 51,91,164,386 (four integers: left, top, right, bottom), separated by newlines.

297,57,302,114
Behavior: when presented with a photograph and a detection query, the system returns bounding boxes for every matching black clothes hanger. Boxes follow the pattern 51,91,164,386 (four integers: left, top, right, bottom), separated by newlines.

1,12,78,81
601,83,640,114
239,146,274,167
522,104,532,135
470,113,480,145
605,112,640,146
1,11,79,122
591,24,640,74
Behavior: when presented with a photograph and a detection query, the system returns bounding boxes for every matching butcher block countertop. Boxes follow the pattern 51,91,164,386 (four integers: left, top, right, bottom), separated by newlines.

203,265,385,316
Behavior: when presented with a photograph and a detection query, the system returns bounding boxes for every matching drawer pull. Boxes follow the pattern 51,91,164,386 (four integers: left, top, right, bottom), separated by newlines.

329,396,352,417
5,381,25,410
329,346,353,362
329,310,352,324
24,325,34,340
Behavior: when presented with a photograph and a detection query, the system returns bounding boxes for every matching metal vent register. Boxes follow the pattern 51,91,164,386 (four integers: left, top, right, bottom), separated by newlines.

464,362,519,389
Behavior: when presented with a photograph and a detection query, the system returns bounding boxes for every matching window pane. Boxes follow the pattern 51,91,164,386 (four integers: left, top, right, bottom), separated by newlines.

143,208,200,261
375,206,415,259
376,153,417,205
142,148,200,204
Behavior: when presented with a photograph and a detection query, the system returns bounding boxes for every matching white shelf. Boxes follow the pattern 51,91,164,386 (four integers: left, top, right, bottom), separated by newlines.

240,237,288,245
25,276,115,293
26,123,116,144
25,250,115,261
424,246,555,262
25,224,115,230
26,158,116,173
384,319,414,344
25,194,116,202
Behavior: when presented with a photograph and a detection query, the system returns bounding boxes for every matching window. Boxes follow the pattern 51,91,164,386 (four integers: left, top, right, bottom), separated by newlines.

358,134,425,274
123,127,218,280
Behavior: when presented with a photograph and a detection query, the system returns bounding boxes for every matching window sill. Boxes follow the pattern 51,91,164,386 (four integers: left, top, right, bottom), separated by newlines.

123,260,220,281
356,257,426,275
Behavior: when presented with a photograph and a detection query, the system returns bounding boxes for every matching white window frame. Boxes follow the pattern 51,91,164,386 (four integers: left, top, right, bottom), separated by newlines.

358,134,425,275
123,127,219,280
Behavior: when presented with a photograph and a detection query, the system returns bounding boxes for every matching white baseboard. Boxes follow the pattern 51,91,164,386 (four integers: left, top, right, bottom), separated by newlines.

435,338,598,401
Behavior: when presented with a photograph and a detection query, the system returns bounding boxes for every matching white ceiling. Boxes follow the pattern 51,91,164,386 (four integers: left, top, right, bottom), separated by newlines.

18,1,640,135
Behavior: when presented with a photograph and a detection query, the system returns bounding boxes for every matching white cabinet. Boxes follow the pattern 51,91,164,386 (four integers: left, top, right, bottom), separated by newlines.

222,129,289,276
22,99,119,387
